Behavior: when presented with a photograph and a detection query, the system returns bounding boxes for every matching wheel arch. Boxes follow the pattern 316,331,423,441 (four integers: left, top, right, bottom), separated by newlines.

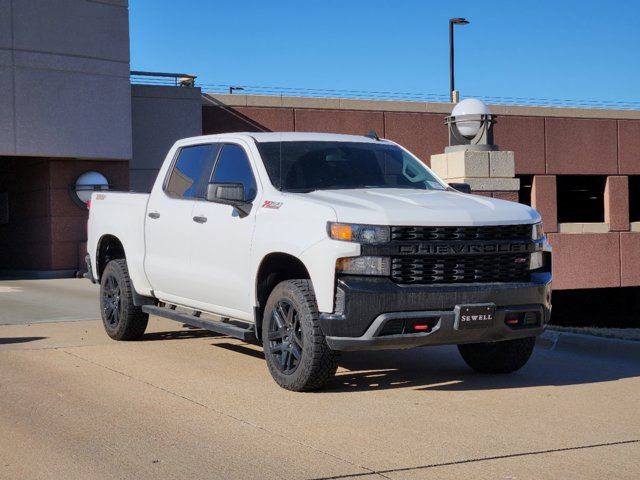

254,252,311,340
96,234,125,280
96,234,153,307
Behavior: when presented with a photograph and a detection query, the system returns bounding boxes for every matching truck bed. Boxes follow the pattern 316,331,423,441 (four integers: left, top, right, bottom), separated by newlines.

87,191,152,296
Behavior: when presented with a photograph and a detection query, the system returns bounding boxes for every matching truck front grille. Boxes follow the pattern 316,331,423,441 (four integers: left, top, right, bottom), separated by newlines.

391,224,531,242
391,253,530,284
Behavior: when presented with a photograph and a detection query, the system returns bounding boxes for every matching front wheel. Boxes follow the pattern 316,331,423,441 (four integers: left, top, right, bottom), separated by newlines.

262,280,338,391
100,259,148,341
458,336,536,374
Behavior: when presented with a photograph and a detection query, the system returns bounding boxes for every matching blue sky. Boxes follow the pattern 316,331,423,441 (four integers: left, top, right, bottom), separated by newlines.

130,0,640,106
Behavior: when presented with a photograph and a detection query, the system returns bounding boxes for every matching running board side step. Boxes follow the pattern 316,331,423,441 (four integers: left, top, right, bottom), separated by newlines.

142,305,256,342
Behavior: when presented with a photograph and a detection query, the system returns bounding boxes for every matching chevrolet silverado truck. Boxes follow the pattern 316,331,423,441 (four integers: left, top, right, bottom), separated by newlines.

86,132,552,391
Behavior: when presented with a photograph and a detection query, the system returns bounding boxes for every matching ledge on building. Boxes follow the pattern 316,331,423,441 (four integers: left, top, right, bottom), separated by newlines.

200,93,640,119
631,222,640,232
558,222,610,234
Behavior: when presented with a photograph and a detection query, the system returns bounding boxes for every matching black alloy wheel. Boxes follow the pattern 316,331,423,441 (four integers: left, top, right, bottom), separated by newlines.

99,258,148,341
262,279,338,391
267,299,304,374
102,272,122,329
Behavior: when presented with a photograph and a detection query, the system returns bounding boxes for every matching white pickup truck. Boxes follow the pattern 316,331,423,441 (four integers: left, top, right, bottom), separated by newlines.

86,132,552,391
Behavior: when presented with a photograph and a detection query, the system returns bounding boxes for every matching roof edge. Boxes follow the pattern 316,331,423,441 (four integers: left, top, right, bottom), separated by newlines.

202,93,640,120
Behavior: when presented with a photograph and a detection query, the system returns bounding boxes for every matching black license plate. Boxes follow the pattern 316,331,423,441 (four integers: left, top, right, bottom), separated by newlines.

455,304,495,330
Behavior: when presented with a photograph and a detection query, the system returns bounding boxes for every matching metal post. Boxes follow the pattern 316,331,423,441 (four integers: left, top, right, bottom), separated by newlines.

449,20,455,103
448,18,469,103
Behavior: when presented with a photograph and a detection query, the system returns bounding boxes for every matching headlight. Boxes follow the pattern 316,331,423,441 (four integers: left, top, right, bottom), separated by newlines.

336,256,391,276
532,222,544,241
328,222,390,244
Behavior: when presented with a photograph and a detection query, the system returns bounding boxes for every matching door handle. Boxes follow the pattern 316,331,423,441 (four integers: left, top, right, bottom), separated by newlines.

148,212,160,219
193,215,207,224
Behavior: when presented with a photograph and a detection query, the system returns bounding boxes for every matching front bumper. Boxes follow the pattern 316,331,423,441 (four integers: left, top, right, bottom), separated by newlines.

319,272,552,351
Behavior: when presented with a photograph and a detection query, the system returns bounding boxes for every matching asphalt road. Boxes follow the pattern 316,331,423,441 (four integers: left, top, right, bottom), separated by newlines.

1,279,639,479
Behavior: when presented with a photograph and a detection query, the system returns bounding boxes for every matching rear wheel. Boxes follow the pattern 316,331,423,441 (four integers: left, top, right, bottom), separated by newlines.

262,280,338,391
100,259,148,340
458,336,536,374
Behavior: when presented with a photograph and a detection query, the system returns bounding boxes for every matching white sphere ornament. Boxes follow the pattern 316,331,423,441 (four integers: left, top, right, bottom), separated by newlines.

451,98,491,138
75,171,108,204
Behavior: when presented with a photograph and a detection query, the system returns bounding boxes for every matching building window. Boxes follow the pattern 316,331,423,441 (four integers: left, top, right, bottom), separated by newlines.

557,175,606,223
630,176,640,223
517,175,533,206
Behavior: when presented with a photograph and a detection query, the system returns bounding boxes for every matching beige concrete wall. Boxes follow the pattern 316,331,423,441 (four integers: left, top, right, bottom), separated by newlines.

0,0,132,160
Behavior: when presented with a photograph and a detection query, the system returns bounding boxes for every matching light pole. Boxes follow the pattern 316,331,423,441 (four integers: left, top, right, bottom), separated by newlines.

449,17,469,103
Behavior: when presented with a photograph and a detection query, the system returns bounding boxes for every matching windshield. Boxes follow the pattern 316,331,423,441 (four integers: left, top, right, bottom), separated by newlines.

256,141,446,192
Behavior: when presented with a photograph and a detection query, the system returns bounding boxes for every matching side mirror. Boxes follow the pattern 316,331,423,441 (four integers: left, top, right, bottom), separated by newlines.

207,182,244,202
449,182,472,194
206,183,252,216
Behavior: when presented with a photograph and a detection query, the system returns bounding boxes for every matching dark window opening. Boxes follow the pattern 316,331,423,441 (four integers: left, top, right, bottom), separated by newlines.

556,175,606,223
518,175,533,206
551,287,640,328
0,192,8,225
630,176,640,223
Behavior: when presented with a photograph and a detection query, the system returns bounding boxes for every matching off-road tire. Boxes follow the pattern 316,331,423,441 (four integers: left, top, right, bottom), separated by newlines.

100,259,148,341
262,279,338,391
458,336,536,374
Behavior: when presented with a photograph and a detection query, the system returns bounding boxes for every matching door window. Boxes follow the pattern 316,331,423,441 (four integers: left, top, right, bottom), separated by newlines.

165,144,220,199
211,144,258,201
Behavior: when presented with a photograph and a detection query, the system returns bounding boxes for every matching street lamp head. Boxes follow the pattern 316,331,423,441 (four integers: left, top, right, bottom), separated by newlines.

451,98,491,137
450,17,469,25
445,98,497,152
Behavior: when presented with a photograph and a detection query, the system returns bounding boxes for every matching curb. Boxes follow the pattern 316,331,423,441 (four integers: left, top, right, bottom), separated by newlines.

537,330,640,363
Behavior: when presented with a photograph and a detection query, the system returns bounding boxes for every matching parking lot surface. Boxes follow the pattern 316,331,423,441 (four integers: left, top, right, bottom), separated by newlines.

1,279,639,479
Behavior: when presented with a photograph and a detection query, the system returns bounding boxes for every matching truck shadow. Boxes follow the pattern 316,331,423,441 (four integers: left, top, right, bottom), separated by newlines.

140,330,640,393
329,346,640,393
0,336,47,345
142,327,223,341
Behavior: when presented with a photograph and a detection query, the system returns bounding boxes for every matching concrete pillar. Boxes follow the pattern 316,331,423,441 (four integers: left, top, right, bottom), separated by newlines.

604,176,629,231
430,150,520,198
531,175,558,233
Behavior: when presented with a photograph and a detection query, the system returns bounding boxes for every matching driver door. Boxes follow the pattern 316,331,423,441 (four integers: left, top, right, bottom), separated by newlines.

187,142,259,321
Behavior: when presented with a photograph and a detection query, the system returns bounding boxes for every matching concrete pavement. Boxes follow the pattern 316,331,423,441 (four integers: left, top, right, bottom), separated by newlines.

0,279,639,479
0,278,99,325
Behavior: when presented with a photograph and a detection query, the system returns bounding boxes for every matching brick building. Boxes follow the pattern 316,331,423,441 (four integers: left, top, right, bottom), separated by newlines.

1,1,639,309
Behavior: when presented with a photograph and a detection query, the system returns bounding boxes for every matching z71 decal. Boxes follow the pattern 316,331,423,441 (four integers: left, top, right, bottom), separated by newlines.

262,200,283,209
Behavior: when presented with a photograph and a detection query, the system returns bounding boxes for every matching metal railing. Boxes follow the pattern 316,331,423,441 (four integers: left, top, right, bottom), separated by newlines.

198,82,640,110
129,72,640,110
130,71,197,87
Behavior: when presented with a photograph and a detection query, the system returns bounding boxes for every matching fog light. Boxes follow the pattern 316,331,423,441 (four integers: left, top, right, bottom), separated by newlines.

505,313,521,325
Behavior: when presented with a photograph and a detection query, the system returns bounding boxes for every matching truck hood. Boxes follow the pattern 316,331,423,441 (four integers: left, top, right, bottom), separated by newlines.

303,188,540,226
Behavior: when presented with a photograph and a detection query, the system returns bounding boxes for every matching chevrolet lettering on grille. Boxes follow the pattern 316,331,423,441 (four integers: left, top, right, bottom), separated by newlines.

397,242,534,255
